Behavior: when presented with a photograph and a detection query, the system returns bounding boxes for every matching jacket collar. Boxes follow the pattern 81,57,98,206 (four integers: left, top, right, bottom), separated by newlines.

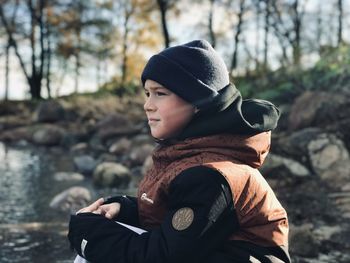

153,132,271,169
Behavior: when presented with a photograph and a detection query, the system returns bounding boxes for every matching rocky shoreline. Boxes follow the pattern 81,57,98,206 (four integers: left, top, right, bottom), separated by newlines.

1,90,349,262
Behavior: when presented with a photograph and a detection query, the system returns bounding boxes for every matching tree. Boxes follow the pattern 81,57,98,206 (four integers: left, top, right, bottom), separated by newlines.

269,0,308,66
262,0,270,70
53,0,115,94
208,0,216,48
337,0,343,46
230,0,246,73
155,0,178,48
1,0,20,101
0,0,49,99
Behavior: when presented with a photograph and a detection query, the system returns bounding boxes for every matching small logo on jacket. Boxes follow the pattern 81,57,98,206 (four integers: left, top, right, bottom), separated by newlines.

141,193,154,204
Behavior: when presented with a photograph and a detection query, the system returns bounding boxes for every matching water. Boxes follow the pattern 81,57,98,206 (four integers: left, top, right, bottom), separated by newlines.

0,142,135,262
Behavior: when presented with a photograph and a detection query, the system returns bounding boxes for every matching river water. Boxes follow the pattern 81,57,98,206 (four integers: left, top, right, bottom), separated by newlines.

0,142,133,263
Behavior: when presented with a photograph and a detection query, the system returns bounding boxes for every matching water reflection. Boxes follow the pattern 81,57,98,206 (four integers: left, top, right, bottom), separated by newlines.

0,142,136,262
0,143,38,224
0,143,78,262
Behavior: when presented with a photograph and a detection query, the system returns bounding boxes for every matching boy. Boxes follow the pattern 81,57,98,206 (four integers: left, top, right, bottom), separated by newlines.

69,40,290,263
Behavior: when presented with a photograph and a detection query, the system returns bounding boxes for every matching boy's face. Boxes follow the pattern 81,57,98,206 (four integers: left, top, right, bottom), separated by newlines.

144,79,196,140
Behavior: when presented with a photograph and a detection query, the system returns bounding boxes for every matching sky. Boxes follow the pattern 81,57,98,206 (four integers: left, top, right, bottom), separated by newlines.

0,0,349,100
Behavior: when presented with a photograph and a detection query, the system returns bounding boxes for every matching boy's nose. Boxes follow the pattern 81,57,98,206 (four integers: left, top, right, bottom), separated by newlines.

144,97,156,112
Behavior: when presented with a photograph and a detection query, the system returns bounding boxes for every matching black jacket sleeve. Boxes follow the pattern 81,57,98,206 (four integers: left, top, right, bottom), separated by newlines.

103,195,139,226
68,166,239,263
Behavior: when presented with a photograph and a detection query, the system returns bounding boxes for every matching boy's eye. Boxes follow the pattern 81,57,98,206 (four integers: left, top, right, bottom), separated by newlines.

144,91,150,97
156,91,166,96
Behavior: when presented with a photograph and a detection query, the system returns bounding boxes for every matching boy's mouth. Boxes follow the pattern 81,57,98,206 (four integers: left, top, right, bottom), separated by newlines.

148,118,160,124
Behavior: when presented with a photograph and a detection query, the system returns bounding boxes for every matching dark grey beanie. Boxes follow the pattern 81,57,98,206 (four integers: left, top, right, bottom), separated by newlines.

141,40,238,111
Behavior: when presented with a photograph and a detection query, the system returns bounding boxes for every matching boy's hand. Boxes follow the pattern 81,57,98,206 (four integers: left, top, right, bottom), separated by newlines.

94,203,121,219
76,197,121,219
76,198,104,214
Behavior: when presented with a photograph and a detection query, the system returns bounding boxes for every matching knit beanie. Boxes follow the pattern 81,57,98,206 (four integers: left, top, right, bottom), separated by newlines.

141,40,239,111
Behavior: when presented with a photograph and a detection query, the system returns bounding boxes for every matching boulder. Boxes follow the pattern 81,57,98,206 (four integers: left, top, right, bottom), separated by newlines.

132,134,153,145
73,155,98,175
109,137,132,155
307,133,350,187
288,91,349,131
70,142,89,154
289,224,319,257
261,153,311,178
129,144,155,165
95,113,130,130
95,113,140,142
34,100,65,123
49,186,91,213
0,126,32,142
32,125,65,146
93,162,131,188
53,172,84,182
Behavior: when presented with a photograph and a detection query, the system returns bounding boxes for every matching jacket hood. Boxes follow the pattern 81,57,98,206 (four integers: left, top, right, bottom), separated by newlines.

154,132,271,169
175,84,280,140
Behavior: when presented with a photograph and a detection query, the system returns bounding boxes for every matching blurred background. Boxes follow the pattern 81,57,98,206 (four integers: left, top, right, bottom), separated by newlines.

0,0,349,262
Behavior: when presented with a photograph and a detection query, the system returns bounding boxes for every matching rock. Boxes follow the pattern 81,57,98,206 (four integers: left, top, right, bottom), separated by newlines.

98,153,119,163
34,100,65,123
0,115,31,131
32,125,65,146
274,128,322,163
308,133,349,172
95,113,130,130
341,182,350,191
132,134,153,145
314,225,342,241
0,126,32,142
95,113,140,142
129,144,155,165
93,162,131,188
73,155,98,175
49,186,91,213
307,133,350,187
289,224,319,257
70,142,89,153
288,91,349,131
274,129,350,187
15,139,29,147
328,192,350,218
109,137,132,155
142,155,153,176
89,136,106,152
53,172,84,181
262,153,311,178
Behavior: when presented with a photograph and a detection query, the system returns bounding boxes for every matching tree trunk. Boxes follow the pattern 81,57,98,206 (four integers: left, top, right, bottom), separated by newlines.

96,57,101,89
292,0,301,65
121,7,131,87
46,29,52,99
74,53,80,93
230,0,245,73
27,0,44,99
5,42,10,101
157,0,170,48
29,75,42,100
263,0,270,70
208,0,216,48
255,0,261,70
74,2,83,94
316,4,323,53
337,0,343,46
